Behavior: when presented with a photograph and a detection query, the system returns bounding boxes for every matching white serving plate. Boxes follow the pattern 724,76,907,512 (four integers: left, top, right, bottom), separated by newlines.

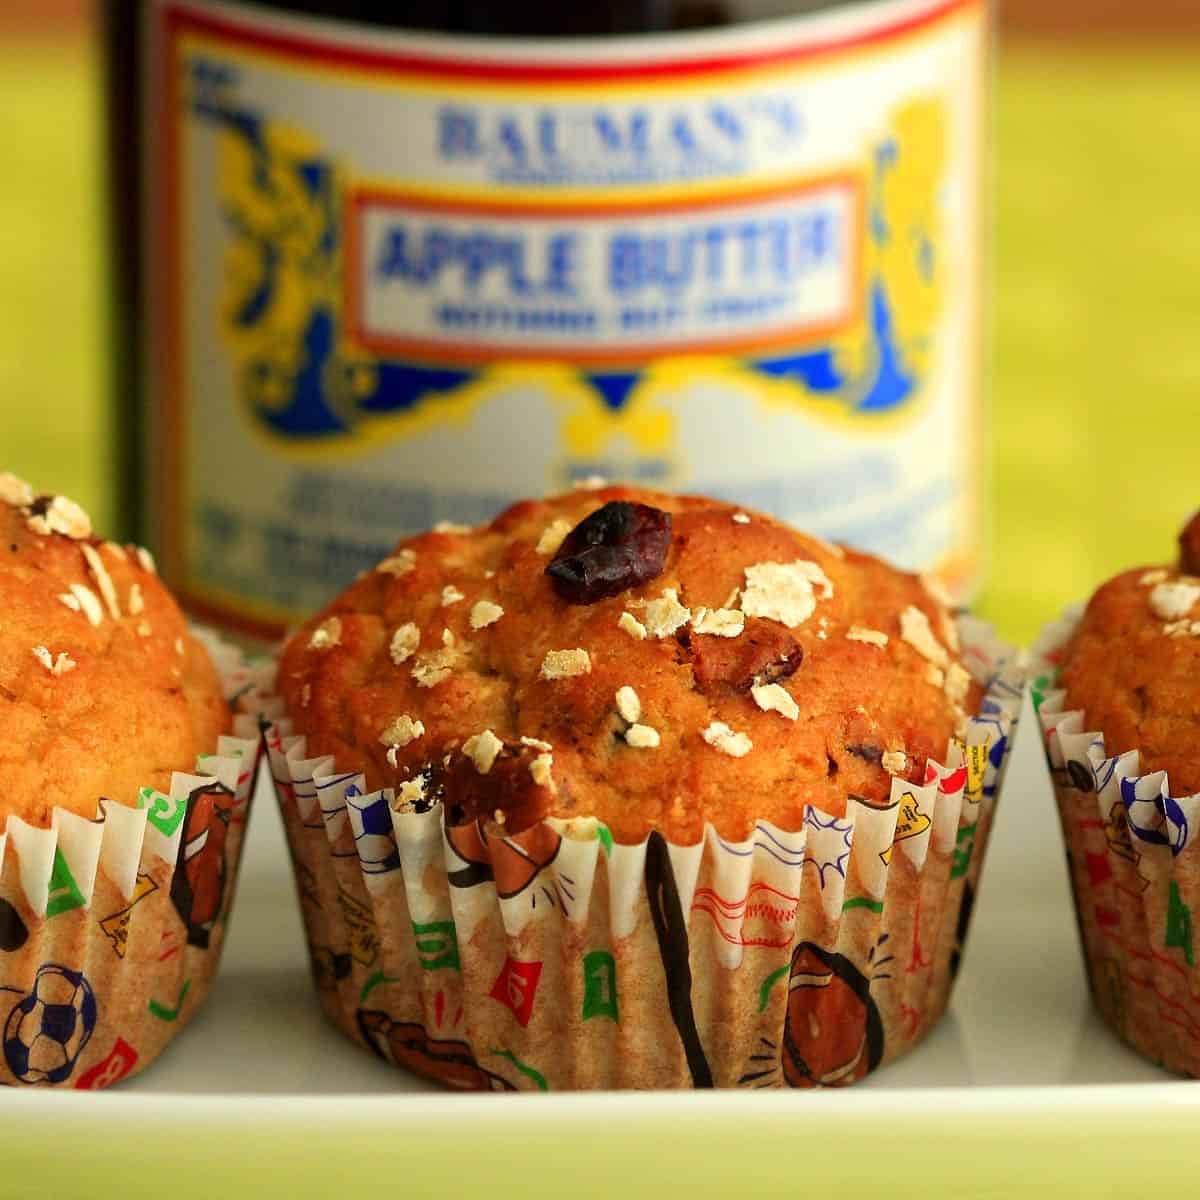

3,698,1196,1198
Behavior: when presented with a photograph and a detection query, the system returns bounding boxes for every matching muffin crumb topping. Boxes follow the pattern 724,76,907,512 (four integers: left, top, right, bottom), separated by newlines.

27,495,92,540
379,714,424,749
644,588,690,638
692,607,745,638
751,682,799,721
540,649,592,679
1148,580,1200,621
618,611,648,640
389,623,420,665
81,543,122,620
412,644,457,687
309,616,342,650
615,685,642,724
67,582,114,628
536,519,573,556
702,721,753,758
529,753,554,786
396,776,427,808
31,645,77,676
1163,619,1200,639
377,549,416,577
900,605,949,668
470,600,504,630
463,729,503,774
624,724,661,749
847,626,889,648
944,662,971,707
740,560,832,628
0,473,34,508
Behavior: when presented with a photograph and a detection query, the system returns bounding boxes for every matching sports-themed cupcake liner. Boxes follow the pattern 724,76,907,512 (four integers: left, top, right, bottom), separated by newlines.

265,617,1021,1091
0,634,267,1090
1034,610,1200,1077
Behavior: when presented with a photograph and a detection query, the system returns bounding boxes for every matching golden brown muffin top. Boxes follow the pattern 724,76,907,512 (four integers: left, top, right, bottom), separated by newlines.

1061,513,1200,795
278,486,982,844
0,474,230,827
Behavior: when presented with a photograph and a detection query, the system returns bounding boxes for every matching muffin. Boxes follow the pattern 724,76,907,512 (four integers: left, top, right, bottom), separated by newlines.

0,474,260,1088
268,486,1021,1089
1035,510,1200,1075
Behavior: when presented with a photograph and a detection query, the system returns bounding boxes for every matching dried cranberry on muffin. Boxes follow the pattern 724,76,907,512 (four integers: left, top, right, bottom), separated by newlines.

0,474,229,825
0,473,249,1091
277,486,980,844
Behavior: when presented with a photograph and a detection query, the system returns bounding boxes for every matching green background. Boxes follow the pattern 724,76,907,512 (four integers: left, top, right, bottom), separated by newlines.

2,44,1198,645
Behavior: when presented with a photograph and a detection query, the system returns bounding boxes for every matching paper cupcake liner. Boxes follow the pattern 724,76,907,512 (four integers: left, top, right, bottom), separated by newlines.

265,616,1022,1090
1034,610,1200,1076
0,633,269,1089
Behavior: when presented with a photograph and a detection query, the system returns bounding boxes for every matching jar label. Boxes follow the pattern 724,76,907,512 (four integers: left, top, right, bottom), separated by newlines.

148,0,985,635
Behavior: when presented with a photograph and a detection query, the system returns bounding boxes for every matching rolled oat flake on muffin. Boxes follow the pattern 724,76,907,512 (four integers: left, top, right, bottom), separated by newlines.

900,604,949,668
1148,580,1200,621
389,622,420,664
463,730,503,774
27,494,92,540
618,611,647,641
309,616,342,650
470,600,504,630
702,720,753,758
692,607,745,638
377,548,416,577
380,714,424,749
644,588,691,638
847,626,889,648
540,649,592,679
740,560,831,628
624,724,661,749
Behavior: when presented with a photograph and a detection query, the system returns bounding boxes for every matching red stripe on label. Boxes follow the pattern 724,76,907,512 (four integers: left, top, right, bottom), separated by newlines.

166,0,974,84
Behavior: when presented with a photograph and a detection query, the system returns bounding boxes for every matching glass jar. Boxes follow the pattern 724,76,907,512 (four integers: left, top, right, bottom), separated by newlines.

105,0,987,638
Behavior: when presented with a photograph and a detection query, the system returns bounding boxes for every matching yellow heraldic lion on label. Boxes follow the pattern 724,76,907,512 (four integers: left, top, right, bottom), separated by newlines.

831,96,947,397
217,115,377,435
